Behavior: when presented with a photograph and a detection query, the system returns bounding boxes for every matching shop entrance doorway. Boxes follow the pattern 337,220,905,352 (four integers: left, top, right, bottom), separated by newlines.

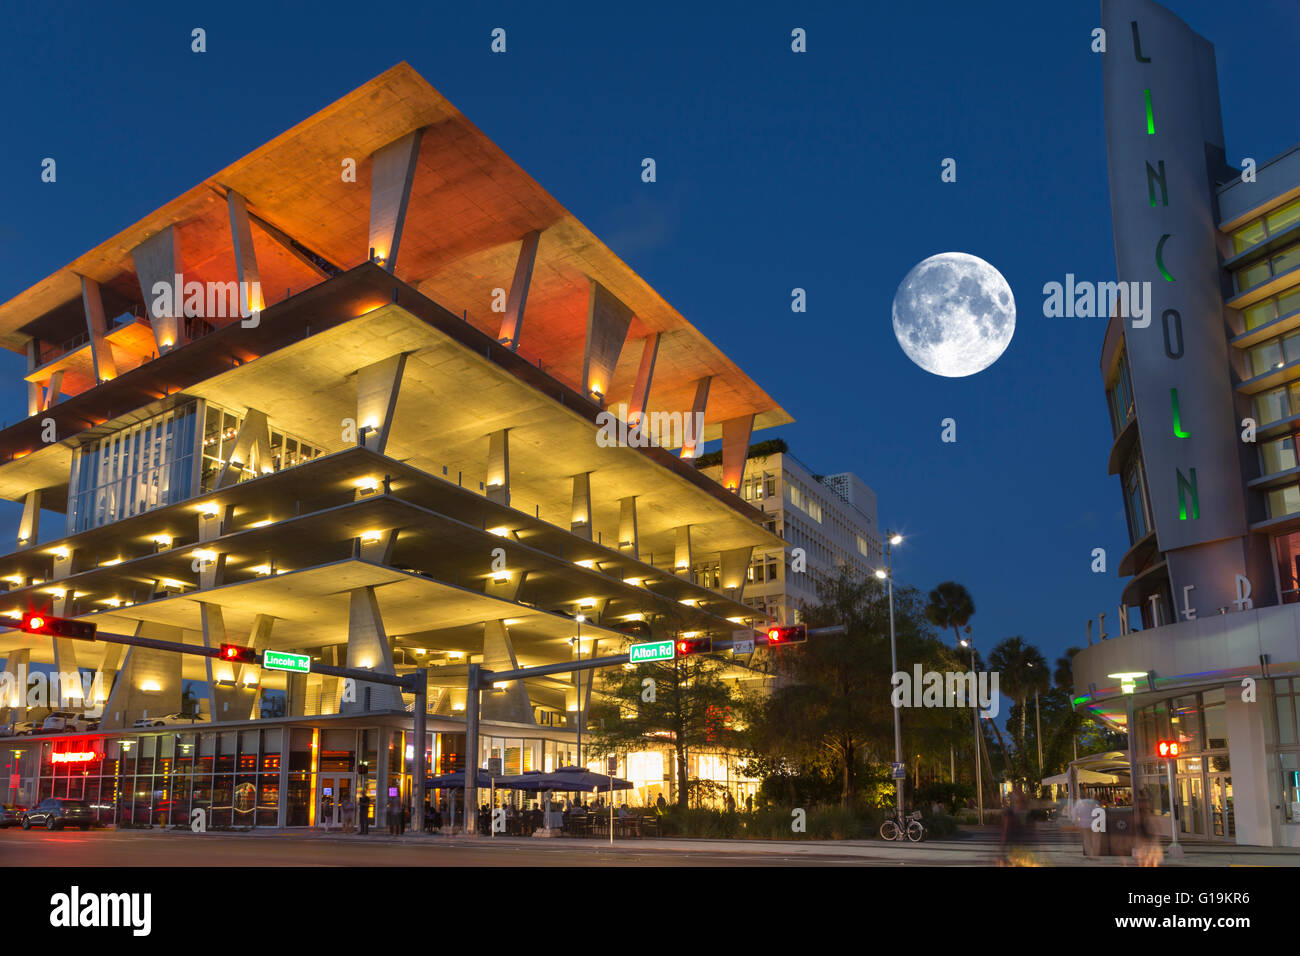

318,774,354,830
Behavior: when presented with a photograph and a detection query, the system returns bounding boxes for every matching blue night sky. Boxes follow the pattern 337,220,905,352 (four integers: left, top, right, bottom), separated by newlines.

0,0,1295,671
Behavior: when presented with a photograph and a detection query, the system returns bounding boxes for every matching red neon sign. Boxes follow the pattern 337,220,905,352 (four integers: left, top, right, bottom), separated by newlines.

51,751,97,763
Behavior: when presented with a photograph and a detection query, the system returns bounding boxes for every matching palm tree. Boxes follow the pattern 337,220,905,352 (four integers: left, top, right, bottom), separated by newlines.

988,637,1050,780
924,582,975,645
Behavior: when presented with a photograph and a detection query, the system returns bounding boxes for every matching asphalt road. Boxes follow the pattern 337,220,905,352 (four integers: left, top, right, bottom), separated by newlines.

0,828,882,866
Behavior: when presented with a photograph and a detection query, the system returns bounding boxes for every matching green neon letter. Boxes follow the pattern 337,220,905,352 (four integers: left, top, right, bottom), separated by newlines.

1146,160,1167,207
1144,89,1155,135
1171,388,1190,437
1177,467,1199,520
1156,234,1174,282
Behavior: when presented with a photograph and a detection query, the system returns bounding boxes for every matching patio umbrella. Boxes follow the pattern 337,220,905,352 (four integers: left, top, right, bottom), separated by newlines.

494,771,549,792
424,769,500,790
534,765,633,792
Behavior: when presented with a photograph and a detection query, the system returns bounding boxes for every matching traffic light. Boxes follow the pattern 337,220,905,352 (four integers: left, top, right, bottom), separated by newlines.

219,643,258,664
766,624,807,645
676,635,712,655
1156,739,1181,758
18,612,97,641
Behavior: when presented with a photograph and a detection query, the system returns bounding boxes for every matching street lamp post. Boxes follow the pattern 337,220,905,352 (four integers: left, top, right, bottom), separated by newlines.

960,635,983,826
876,532,904,823
1028,660,1043,788
574,614,585,770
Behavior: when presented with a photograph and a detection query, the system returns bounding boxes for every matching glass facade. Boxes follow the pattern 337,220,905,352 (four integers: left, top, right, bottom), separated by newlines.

67,403,199,533
1234,238,1300,294
1133,690,1232,840
1106,350,1135,437
1242,287,1300,332
199,401,324,492
1122,453,1152,542
1231,197,1300,254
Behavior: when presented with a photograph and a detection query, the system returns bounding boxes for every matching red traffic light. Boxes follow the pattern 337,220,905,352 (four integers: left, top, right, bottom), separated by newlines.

1156,739,1180,758
676,635,712,655
19,612,97,641
766,624,807,645
219,643,258,664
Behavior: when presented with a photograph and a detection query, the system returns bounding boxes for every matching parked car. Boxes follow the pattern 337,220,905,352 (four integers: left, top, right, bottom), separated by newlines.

41,712,96,733
21,797,95,831
2,721,39,736
0,804,28,827
131,713,207,728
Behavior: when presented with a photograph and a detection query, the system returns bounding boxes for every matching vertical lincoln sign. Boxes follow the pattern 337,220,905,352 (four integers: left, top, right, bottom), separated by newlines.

1101,0,1254,618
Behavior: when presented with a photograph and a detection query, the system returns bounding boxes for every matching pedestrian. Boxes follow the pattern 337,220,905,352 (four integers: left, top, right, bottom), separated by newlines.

358,793,372,835
725,792,736,813
400,800,409,836
341,795,356,834
745,794,753,813
655,793,667,810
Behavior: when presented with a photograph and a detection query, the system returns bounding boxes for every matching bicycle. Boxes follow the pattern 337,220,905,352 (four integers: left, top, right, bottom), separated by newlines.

879,809,926,842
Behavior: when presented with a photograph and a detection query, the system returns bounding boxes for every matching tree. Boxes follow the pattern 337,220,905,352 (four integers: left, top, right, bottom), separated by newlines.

741,567,965,808
924,582,975,647
585,607,737,810
988,636,1049,762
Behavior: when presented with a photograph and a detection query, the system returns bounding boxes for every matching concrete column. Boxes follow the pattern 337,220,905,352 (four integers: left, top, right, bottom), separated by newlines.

498,230,540,350
368,130,423,271
357,528,399,564
276,733,290,827
100,621,184,729
628,333,660,428
619,496,639,559
341,587,403,713
355,353,407,455
285,669,308,718
226,189,264,318
197,505,229,544
486,429,510,506
681,377,711,460
216,408,273,488
570,473,592,539
480,620,535,724
1,647,31,722
17,490,39,548
96,643,125,718
720,546,754,597
375,728,392,825
720,415,755,492
243,615,274,718
26,341,40,417
80,276,118,383
581,279,634,400
132,225,184,353
199,604,256,722
1225,681,1273,846
41,372,64,412
675,525,693,576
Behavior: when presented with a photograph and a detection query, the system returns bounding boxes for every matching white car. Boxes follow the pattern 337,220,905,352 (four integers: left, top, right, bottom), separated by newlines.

41,712,97,733
132,713,207,728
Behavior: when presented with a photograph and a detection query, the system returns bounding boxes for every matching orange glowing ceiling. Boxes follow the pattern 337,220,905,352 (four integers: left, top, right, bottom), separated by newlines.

0,63,790,432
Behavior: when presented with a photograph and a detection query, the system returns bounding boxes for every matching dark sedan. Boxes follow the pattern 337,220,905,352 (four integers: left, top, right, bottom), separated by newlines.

0,804,28,827
21,797,95,831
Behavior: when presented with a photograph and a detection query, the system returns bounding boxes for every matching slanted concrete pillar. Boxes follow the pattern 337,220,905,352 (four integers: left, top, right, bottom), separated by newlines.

375,728,393,824
80,276,118,383
26,341,40,417
132,225,185,353
284,665,308,718
96,643,125,718
357,528,399,564
100,621,185,729
498,230,540,350
226,190,264,319
242,615,275,719
628,333,660,429
681,377,711,460
341,587,403,713
41,372,64,413
17,491,39,549
480,620,535,724
199,604,257,722
486,429,510,506
1,648,31,722
368,130,423,271
675,526,693,576
720,546,754,597
216,408,273,488
570,473,593,539
356,354,407,454
582,279,634,400
720,415,755,492
619,496,639,559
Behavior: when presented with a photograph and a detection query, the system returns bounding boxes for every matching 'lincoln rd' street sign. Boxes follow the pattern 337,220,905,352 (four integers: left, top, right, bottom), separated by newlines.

262,650,311,674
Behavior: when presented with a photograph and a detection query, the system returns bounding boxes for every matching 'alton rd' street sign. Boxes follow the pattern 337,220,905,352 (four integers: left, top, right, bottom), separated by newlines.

262,650,311,674
628,640,675,663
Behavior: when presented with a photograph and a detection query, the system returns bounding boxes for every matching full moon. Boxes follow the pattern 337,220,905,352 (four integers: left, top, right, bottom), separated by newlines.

891,252,1015,377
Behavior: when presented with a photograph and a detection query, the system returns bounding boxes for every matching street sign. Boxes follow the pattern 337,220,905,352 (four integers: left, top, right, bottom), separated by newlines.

487,758,502,775
731,630,755,655
607,756,617,774
628,639,675,663
890,762,906,779
262,650,311,674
